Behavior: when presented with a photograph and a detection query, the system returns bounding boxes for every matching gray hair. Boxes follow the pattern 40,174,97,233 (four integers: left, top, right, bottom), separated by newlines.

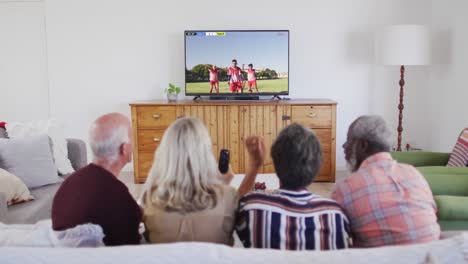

349,115,392,151
271,123,322,189
89,123,129,162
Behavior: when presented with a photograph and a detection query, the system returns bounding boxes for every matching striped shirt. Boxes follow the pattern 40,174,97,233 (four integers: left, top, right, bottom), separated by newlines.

235,189,352,250
331,152,440,247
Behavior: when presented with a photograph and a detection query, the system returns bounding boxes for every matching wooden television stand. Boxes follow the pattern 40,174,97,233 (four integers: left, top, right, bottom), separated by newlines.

130,99,337,184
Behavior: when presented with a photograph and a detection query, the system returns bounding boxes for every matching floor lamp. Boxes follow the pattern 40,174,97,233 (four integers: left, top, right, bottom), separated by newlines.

379,25,430,151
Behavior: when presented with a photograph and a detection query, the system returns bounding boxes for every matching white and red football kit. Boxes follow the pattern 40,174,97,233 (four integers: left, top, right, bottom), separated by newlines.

247,68,257,88
228,66,243,92
208,68,219,85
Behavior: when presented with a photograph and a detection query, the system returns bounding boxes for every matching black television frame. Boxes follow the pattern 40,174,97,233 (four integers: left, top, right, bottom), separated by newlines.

184,30,290,98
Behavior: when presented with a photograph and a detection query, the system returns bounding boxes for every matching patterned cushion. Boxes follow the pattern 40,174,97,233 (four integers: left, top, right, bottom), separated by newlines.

447,128,468,167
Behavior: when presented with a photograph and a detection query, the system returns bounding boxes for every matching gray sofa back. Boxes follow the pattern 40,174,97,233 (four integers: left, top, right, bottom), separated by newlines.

0,128,6,139
0,127,88,224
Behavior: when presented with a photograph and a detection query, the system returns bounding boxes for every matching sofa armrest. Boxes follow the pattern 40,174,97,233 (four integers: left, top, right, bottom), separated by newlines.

66,138,88,171
0,192,7,222
391,151,450,167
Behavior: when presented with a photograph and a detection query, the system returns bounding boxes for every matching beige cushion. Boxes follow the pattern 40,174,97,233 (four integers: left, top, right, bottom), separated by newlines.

0,168,34,206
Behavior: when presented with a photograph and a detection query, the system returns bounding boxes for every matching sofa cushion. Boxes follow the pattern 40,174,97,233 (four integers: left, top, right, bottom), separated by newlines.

447,128,468,167
6,120,75,175
1,233,468,264
0,168,34,206
2,178,66,224
391,151,451,167
0,219,104,247
416,166,468,196
435,195,468,221
0,134,62,189
439,220,468,231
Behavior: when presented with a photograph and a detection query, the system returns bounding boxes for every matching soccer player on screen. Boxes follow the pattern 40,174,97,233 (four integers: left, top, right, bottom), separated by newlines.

227,59,244,93
208,65,220,94
242,63,259,93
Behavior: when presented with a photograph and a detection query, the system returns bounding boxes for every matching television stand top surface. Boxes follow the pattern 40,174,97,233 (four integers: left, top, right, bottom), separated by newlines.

130,98,337,106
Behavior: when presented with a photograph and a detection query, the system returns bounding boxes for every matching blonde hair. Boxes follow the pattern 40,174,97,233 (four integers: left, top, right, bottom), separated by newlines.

141,117,220,213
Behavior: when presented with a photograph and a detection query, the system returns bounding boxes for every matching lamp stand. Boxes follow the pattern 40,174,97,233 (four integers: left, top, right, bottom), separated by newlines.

397,65,405,151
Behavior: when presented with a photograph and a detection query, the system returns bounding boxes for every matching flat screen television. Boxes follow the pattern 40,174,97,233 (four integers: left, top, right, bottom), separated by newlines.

185,30,289,98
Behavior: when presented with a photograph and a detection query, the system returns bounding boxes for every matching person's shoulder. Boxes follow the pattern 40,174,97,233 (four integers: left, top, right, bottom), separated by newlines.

396,162,427,180
238,190,290,207
216,185,238,212
335,171,362,188
239,190,271,203
81,164,130,193
309,195,343,207
59,164,97,185
53,164,105,202
308,195,349,216
218,185,237,200
396,161,418,171
68,163,93,176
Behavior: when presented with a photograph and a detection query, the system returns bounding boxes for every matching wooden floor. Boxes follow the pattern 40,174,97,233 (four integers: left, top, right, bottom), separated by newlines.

121,171,348,200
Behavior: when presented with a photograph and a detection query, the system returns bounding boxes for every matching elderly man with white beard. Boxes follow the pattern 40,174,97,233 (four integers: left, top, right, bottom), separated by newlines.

331,115,440,248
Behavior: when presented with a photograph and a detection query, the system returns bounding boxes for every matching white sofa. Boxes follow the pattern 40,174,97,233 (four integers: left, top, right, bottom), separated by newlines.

0,233,467,264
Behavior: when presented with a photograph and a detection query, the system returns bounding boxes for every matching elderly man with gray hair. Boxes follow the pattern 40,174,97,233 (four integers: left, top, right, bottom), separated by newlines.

332,115,440,248
52,113,142,246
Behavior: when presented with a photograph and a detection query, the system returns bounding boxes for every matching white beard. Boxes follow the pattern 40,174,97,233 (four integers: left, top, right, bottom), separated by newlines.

346,156,358,173
346,143,359,172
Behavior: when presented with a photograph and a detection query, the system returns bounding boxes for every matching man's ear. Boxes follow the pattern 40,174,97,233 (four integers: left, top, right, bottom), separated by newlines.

357,139,369,153
119,143,126,155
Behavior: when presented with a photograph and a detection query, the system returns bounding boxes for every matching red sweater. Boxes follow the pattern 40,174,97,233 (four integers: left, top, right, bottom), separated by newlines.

52,163,142,246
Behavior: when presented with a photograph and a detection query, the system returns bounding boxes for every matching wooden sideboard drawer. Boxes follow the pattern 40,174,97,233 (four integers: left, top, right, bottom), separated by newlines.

136,106,176,128
292,105,332,128
138,151,154,180
314,128,332,153
137,129,165,151
316,153,331,180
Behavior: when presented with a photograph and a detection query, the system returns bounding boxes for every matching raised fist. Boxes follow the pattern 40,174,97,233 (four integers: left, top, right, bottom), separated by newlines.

245,136,266,169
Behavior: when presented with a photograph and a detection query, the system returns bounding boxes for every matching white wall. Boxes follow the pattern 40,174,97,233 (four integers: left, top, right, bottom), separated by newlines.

0,1,49,122
2,0,436,171
425,0,468,152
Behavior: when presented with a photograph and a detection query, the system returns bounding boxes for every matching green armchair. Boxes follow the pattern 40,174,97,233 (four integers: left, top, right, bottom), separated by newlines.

391,151,468,231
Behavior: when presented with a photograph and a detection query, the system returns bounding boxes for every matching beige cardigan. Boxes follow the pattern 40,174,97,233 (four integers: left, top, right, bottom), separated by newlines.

143,185,238,246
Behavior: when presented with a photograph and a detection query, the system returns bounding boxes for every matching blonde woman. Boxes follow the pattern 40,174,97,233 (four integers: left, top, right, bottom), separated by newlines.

141,117,265,245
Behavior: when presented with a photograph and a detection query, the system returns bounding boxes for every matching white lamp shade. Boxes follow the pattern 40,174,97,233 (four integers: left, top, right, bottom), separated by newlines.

378,25,430,65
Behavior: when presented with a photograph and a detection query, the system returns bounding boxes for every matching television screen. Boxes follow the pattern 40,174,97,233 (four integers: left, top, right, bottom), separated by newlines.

185,30,289,96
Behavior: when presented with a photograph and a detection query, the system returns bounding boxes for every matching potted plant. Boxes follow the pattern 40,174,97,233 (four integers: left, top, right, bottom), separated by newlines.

164,83,181,102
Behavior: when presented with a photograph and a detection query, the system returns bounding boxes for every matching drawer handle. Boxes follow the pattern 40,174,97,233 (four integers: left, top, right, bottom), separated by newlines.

153,138,161,142
152,114,161,119
307,112,317,118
